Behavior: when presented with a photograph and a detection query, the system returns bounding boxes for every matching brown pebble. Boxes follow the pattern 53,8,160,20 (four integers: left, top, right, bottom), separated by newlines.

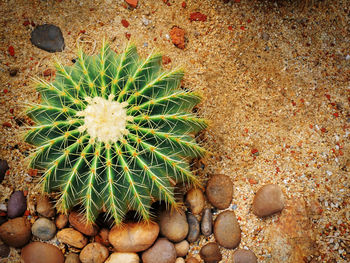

95,228,110,247
174,240,189,257
9,68,18,77
57,228,88,248
186,188,205,215
55,214,68,229
0,217,31,248
233,249,257,263
252,184,284,217
65,253,81,263
206,174,233,209
159,209,188,242
201,208,213,237
142,238,177,263
214,210,241,249
79,242,109,263
69,211,99,236
21,242,64,263
36,196,55,218
186,257,199,263
199,242,222,263
170,26,186,49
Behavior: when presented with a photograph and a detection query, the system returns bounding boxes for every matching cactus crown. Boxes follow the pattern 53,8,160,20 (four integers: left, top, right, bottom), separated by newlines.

24,42,207,224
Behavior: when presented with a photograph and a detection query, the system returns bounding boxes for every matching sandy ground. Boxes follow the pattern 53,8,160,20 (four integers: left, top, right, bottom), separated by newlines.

0,0,349,262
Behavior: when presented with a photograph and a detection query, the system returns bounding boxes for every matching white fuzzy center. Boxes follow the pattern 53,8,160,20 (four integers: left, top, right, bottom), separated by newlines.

76,95,133,143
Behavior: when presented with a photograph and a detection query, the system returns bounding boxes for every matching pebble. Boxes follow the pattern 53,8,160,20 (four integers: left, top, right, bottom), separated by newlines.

252,184,285,217
185,188,205,215
55,214,68,229
0,159,9,183
199,242,222,263
175,258,185,263
69,211,99,236
95,228,110,247
0,217,31,247
21,242,64,263
125,0,138,8
186,257,199,263
30,24,65,53
142,238,177,263
201,208,213,237
9,68,18,77
0,244,10,258
205,174,233,209
105,252,140,263
214,210,241,249
261,32,270,41
233,249,258,263
65,253,81,263
109,221,159,252
170,27,186,49
57,228,88,248
79,242,109,263
31,217,56,240
36,196,55,218
174,240,189,257
187,213,200,243
7,190,27,218
159,209,188,242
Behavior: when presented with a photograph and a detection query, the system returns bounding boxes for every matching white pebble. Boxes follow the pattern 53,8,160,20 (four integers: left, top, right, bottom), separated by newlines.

165,34,170,40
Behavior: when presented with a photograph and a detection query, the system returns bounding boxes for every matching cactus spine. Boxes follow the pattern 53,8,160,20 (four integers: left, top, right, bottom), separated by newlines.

25,42,207,224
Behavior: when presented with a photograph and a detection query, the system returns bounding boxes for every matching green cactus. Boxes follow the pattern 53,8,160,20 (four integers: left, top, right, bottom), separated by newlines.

24,42,207,224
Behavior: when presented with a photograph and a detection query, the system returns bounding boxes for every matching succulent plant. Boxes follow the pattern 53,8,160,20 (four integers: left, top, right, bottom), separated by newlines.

25,42,207,224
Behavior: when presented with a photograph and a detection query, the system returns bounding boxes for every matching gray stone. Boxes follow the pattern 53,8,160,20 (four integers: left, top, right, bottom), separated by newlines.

187,214,200,243
30,24,65,53
32,217,56,240
201,208,212,237
142,238,176,263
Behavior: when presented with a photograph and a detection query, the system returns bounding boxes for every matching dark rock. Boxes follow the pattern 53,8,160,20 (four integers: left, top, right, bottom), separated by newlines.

206,174,233,209
233,249,258,263
30,24,65,53
0,159,9,183
187,213,200,243
199,242,222,263
142,238,177,263
0,244,10,258
0,217,31,248
7,191,27,218
201,208,213,237
0,216,7,225
9,68,18,77
21,242,64,263
214,210,241,249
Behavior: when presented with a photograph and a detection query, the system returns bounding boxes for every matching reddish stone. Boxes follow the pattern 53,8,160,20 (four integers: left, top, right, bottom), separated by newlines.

170,27,186,49
125,0,138,8
189,12,207,22
121,19,129,28
162,56,171,65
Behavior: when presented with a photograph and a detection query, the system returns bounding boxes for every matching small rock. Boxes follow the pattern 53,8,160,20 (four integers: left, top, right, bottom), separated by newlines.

55,214,68,229
185,188,205,215
125,0,138,8
36,196,55,218
233,249,257,263
0,244,10,258
199,242,222,263
261,32,270,41
109,221,159,252
159,209,188,242
205,174,233,209
174,240,189,257
9,68,18,77
95,228,110,247
57,228,88,248
65,253,81,263
21,242,64,263
105,252,140,263
142,238,177,263
69,211,99,236
201,208,213,237
79,242,109,263
7,190,27,218
31,217,56,240
214,210,241,249
175,258,185,263
186,257,199,263
170,27,186,49
187,213,200,243
0,217,31,248
252,184,284,217
0,159,9,183
30,24,65,53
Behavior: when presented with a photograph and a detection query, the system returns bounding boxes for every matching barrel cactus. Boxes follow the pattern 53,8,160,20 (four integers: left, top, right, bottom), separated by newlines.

25,42,207,225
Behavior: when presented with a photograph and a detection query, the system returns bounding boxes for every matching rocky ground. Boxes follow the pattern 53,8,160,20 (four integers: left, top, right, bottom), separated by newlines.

0,0,349,262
